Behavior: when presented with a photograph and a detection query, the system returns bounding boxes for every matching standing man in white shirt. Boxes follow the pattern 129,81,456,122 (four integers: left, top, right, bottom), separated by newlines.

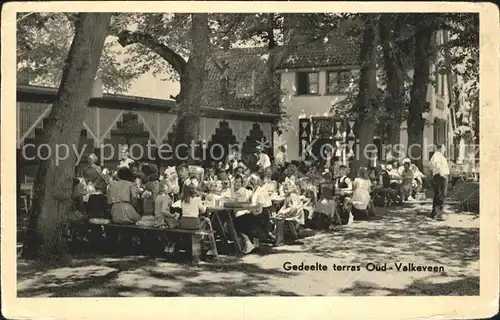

428,144,450,221
274,144,288,169
256,145,271,170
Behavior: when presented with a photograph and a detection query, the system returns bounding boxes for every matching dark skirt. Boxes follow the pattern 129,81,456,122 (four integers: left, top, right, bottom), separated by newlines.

351,207,371,221
179,216,201,229
234,206,273,240
87,194,109,220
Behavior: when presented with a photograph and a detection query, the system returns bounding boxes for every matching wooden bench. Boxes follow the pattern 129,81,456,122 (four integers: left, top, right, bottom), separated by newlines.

68,221,217,263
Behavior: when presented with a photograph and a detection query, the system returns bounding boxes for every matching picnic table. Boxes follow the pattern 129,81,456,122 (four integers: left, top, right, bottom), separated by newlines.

206,202,260,253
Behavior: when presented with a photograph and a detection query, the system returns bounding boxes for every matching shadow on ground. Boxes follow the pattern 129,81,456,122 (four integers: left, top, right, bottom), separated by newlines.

302,203,479,268
17,202,479,297
17,253,299,297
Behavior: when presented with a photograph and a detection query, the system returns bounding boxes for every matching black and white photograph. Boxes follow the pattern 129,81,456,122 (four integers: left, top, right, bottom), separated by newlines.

2,2,499,319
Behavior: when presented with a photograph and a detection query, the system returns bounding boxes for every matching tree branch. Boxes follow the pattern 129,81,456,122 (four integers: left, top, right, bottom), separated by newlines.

116,30,187,75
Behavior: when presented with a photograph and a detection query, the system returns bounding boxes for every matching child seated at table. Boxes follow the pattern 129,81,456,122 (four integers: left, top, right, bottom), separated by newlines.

218,172,232,199
233,175,252,202
399,158,414,203
87,180,110,221
276,179,305,227
310,184,336,230
334,165,353,225
297,178,316,219
68,178,87,222
351,167,376,220
143,172,161,216
155,183,178,228
180,178,206,227
234,173,275,253
179,178,217,256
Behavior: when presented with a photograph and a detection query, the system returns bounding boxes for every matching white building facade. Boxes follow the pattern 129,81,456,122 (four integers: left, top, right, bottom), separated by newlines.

275,31,453,167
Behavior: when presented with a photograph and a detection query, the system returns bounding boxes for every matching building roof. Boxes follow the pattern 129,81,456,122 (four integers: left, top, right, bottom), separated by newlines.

16,84,281,123
200,46,269,112
276,36,360,70
201,37,360,111
18,38,360,116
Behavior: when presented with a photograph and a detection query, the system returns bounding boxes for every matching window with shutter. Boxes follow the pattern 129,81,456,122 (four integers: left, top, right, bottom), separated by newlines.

296,72,319,95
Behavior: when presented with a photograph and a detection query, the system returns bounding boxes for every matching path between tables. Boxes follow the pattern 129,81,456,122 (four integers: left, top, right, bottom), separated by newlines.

17,202,479,297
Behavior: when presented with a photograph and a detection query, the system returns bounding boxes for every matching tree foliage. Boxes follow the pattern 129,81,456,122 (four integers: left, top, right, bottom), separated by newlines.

18,12,479,152
17,13,136,93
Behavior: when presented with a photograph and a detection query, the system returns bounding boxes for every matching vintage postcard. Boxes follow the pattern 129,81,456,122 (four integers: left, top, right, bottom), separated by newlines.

1,1,499,319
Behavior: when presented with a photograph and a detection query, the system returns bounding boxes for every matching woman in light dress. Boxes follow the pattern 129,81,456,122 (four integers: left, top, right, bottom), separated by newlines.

351,167,376,220
275,179,305,227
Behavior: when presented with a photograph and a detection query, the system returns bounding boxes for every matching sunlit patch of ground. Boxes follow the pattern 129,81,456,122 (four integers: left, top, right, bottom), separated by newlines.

17,203,479,296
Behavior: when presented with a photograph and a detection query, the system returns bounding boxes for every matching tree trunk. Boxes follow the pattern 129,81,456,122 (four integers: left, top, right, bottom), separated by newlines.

22,13,112,263
173,13,209,163
379,15,405,147
351,15,379,177
407,18,436,170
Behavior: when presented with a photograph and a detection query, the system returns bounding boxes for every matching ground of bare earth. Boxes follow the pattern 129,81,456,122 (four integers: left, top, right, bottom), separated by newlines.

17,202,479,297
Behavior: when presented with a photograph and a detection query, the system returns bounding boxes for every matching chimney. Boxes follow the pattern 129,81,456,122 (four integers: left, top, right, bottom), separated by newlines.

91,77,103,98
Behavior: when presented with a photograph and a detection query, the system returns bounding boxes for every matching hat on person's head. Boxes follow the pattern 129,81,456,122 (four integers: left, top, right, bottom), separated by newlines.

402,158,411,165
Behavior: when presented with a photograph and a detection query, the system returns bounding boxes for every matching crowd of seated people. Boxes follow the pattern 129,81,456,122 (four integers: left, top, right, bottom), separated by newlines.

68,145,428,255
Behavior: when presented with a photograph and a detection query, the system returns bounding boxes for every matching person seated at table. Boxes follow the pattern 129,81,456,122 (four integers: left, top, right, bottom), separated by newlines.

232,175,252,201
410,163,425,197
176,163,190,194
155,182,178,225
100,168,114,186
107,167,141,224
218,172,232,198
238,173,275,237
334,165,353,191
399,158,415,202
226,145,241,171
178,178,217,255
205,167,218,183
68,178,87,222
385,163,401,199
179,178,207,227
333,165,353,225
261,168,277,194
216,161,230,176
234,163,246,177
142,171,161,216
378,164,391,188
297,178,316,220
321,168,333,181
232,175,267,253
276,179,305,227
87,180,110,221
310,184,335,230
351,167,376,220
